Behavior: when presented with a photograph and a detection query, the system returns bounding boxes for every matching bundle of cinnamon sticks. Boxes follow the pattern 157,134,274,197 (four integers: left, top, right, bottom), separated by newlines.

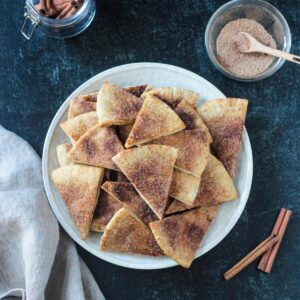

224,208,292,280
34,0,84,19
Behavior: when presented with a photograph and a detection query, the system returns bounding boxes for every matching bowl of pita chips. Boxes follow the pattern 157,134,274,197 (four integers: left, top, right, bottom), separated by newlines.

43,63,253,269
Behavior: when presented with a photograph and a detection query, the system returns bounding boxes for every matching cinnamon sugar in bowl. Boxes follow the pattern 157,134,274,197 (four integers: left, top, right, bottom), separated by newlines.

205,0,291,82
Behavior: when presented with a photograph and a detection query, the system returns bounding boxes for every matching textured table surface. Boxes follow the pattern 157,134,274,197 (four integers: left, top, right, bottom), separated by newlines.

1,1,300,299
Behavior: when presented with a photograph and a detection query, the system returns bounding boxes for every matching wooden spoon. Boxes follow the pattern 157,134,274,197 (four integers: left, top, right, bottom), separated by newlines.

235,31,300,65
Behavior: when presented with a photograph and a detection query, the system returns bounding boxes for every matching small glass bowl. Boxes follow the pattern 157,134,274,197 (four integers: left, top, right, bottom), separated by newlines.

205,0,291,82
21,0,96,40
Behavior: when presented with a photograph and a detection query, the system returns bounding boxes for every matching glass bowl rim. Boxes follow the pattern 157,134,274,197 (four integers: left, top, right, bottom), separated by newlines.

204,0,291,82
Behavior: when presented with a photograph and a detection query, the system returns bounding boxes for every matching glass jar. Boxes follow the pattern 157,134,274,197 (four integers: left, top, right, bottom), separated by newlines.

21,0,96,40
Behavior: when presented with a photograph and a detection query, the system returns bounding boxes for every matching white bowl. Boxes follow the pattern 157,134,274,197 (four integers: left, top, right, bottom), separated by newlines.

42,62,253,269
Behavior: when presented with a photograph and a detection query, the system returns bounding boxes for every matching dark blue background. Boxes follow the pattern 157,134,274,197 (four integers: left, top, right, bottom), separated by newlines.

1,1,299,299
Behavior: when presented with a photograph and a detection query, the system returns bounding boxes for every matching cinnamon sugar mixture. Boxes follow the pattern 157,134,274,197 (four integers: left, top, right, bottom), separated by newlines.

216,19,277,77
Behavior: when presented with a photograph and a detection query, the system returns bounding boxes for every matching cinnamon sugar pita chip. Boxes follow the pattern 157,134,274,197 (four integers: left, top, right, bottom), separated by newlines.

56,143,73,166
97,81,143,127
150,128,210,178
68,124,123,170
150,205,218,268
100,208,163,256
142,87,199,109
90,191,122,232
166,154,238,215
102,181,158,224
198,98,248,177
51,164,104,239
60,111,99,142
125,95,185,148
113,145,178,219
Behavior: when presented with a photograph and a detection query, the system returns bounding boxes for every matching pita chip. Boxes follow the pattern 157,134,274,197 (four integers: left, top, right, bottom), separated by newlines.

51,164,104,239
166,154,238,215
60,111,99,142
198,98,248,177
113,145,178,219
100,208,163,256
169,170,201,205
174,101,212,142
150,205,218,268
56,143,74,166
97,81,143,127
90,191,123,232
68,124,123,170
142,86,199,109
68,94,97,119
150,128,210,178
125,84,152,98
125,95,185,148
102,181,158,224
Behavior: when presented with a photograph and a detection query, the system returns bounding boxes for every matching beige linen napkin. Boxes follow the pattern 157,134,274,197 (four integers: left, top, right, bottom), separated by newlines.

0,126,105,300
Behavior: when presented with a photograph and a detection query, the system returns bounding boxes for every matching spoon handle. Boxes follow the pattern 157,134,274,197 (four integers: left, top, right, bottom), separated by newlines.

259,45,300,65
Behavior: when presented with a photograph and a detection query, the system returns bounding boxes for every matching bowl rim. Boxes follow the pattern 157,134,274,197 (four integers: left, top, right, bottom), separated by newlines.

205,0,291,82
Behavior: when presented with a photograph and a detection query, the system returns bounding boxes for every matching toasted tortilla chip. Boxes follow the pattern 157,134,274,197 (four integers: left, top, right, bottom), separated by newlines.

90,191,122,232
125,84,151,98
68,95,97,119
100,208,163,256
169,170,201,205
174,101,212,142
198,98,248,177
142,87,199,109
118,123,134,145
68,124,123,170
78,92,98,102
150,128,210,178
113,145,178,219
60,111,99,142
97,81,143,127
150,205,218,268
102,181,158,224
125,95,185,148
56,143,73,166
166,154,238,215
51,165,104,239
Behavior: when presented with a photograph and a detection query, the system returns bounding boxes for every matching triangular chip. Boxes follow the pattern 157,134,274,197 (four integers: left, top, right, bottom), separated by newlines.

112,145,178,219
51,165,104,239
125,95,185,148
166,154,238,215
60,111,99,142
174,100,212,143
102,181,158,224
150,128,210,178
142,87,199,109
100,208,163,256
125,84,151,98
97,81,143,126
150,205,218,268
90,191,122,232
169,170,201,205
78,92,98,102
56,143,74,166
198,98,248,177
68,94,97,119
68,124,123,170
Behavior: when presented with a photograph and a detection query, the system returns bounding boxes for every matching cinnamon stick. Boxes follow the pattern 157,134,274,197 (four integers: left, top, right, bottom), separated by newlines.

224,234,278,280
258,208,292,273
